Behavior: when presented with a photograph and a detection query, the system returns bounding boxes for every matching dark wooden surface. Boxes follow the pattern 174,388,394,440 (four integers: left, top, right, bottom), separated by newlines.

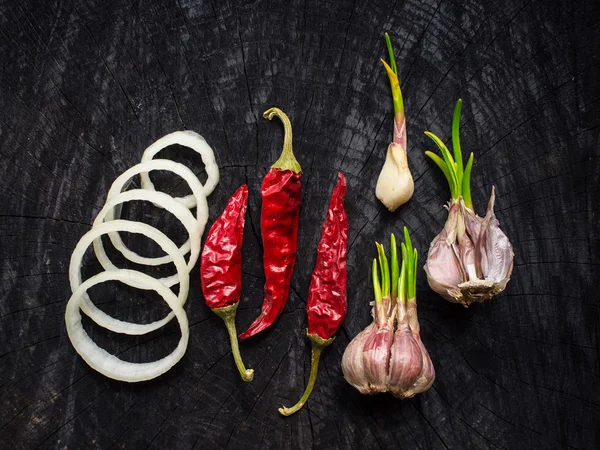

1,0,599,448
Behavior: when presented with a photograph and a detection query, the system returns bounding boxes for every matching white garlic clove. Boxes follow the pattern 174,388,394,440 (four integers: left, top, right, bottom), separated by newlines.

375,142,414,212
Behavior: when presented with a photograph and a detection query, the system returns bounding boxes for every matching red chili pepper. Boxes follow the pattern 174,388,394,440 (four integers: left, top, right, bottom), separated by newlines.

201,185,253,381
279,172,348,416
239,107,302,340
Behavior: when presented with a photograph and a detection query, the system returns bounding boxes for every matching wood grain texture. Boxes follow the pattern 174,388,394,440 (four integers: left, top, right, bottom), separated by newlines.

1,0,598,448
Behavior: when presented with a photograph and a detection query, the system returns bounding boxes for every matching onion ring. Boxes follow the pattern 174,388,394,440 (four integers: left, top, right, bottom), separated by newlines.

65,269,188,382
140,130,219,203
70,219,189,335
101,159,208,268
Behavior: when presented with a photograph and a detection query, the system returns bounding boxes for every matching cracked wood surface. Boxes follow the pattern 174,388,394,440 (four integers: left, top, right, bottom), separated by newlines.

1,0,599,449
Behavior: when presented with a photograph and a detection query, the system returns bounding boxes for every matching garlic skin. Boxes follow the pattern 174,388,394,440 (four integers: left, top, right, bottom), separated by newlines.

425,188,514,307
376,142,414,212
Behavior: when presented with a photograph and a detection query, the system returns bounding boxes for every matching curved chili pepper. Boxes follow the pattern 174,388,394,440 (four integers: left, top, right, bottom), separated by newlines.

279,172,348,416
201,185,254,381
239,107,302,340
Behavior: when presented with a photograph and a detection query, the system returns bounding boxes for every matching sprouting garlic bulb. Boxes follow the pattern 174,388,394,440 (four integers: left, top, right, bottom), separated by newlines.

342,231,435,398
424,99,514,307
425,189,513,307
375,34,414,212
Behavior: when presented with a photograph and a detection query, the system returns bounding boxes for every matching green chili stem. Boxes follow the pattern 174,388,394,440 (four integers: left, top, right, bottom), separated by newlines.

462,152,474,209
372,258,382,304
264,107,302,174
212,303,254,382
279,334,334,416
390,234,399,301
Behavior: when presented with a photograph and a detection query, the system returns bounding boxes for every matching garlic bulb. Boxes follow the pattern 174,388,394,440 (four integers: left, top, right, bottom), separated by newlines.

424,99,514,307
375,33,414,212
342,230,435,398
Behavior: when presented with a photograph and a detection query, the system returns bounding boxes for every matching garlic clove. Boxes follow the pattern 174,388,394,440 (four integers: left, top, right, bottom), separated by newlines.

480,188,514,284
362,323,394,393
375,142,414,212
341,323,374,394
458,229,478,281
388,322,424,398
410,336,435,394
424,211,464,302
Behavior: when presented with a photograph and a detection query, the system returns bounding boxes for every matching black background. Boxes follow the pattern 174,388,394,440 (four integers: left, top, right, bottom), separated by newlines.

1,0,599,449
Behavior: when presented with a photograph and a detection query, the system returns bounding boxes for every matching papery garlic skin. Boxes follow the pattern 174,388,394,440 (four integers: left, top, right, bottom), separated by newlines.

376,142,414,212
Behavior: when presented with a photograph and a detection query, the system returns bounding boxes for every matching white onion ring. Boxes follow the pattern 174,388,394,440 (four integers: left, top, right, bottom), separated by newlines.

140,130,219,203
70,219,189,335
65,269,189,382
101,160,208,268
93,189,200,281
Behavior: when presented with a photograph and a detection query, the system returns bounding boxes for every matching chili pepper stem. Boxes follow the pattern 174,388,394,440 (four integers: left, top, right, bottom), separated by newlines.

279,333,334,416
212,303,254,382
264,107,302,174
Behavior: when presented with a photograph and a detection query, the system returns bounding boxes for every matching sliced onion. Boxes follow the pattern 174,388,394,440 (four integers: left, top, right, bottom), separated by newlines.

66,131,220,382
139,130,219,202
65,269,188,382
70,219,189,335
101,159,209,268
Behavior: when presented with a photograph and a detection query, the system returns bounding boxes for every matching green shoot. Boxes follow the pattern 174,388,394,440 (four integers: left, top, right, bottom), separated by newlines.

425,131,460,200
403,227,415,300
452,99,463,185
412,248,418,301
399,260,407,305
384,32,398,75
390,234,399,301
462,152,474,209
376,243,390,298
424,98,475,205
381,34,404,118
372,259,382,304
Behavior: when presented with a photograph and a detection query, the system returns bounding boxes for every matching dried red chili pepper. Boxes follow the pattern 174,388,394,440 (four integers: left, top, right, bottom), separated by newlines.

239,107,302,340
201,185,254,381
279,172,348,416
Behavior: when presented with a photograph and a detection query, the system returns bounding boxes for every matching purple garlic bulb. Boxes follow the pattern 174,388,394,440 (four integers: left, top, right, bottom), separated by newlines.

342,231,435,398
